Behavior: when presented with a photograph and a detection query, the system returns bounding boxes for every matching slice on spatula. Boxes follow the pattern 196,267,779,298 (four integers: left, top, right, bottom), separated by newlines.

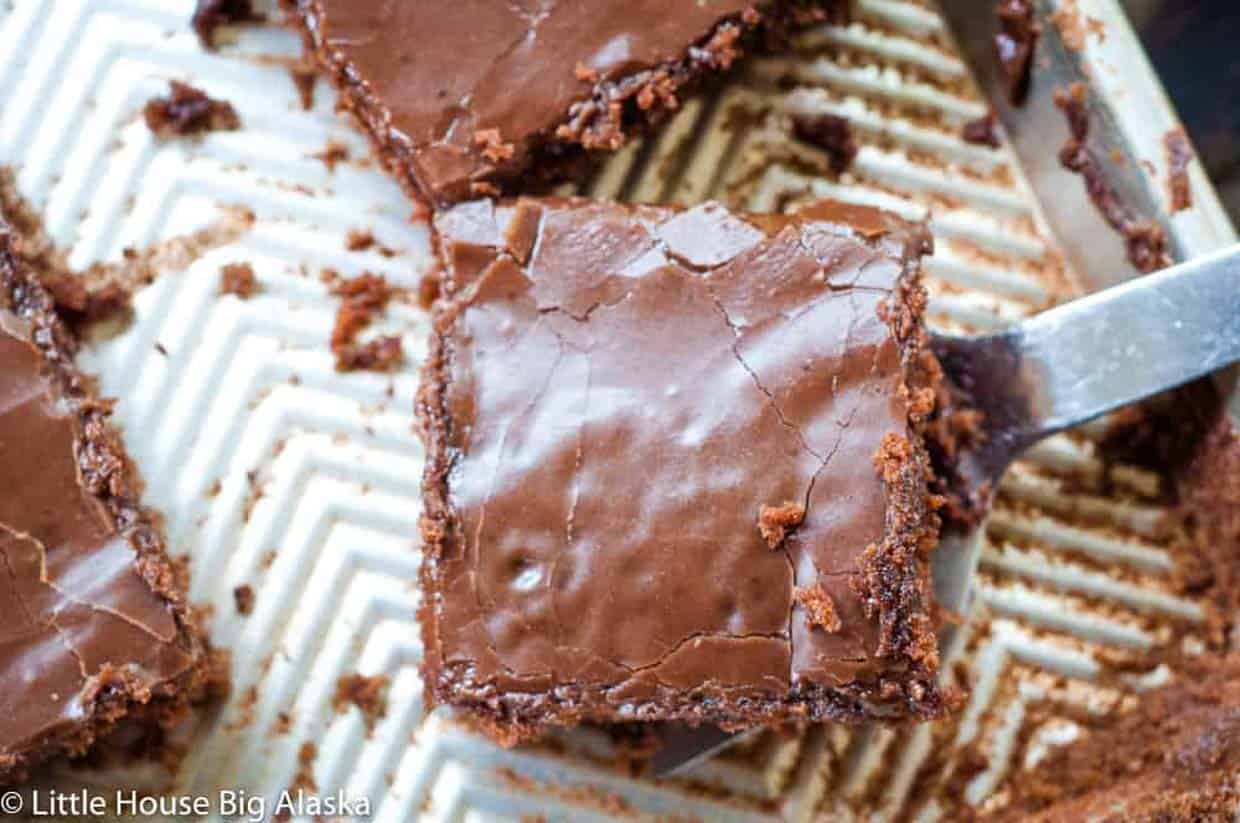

418,197,954,744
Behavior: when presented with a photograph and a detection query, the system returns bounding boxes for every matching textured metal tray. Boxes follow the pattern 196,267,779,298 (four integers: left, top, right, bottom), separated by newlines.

0,0,1234,820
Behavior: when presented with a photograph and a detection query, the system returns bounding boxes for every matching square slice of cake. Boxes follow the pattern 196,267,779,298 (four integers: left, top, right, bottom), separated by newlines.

0,230,206,782
286,0,840,205
417,197,948,739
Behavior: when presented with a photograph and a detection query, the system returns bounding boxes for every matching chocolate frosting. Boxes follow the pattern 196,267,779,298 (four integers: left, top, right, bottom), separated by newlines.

419,198,944,731
0,238,197,775
290,0,828,203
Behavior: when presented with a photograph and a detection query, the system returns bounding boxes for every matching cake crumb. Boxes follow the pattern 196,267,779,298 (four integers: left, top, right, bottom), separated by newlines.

795,582,842,633
1164,128,1193,213
758,501,806,548
333,673,390,730
233,584,254,616
874,432,913,484
790,113,858,173
995,0,1040,105
219,262,258,298
272,711,293,736
474,128,515,164
289,63,317,111
40,274,131,325
345,229,375,252
203,648,233,703
192,0,263,50
291,741,317,793
417,272,440,309
143,80,240,139
227,685,258,732
962,112,1001,148
330,273,404,372
331,273,391,345
336,336,403,372
313,140,350,171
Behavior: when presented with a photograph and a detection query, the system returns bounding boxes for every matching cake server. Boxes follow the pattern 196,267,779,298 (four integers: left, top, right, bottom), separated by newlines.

651,242,1240,775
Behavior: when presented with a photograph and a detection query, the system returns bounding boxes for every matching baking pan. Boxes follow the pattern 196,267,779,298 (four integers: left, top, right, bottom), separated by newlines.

0,0,1234,820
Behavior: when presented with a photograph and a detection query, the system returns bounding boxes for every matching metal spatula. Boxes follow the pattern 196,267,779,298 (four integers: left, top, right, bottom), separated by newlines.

650,243,1240,776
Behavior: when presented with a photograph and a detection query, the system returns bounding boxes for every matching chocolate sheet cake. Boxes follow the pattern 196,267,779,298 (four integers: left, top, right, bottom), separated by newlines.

0,230,205,783
285,0,840,206
417,197,949,740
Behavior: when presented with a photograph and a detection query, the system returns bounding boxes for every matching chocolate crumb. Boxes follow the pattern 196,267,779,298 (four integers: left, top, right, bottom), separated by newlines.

291,741,317,793
219,262,258,298
204,648,233,703
233,584,254,616
312,139,350,171
331,273,391,346
473,128,516,164
143,80,241,139
154,342,168,357
791,112,858,173
272,711,293,735
758,501,806,548
289,64,317,111
1164,128,1193,213
330,273,402,372
40,274,132,326
335,336,403,372
874,432,914,484
417,272,441,309
795,582,842,632
1053,83,1171,273
192,0,263,50
333,673,390,730
962,112,1001,148
995,0,1041,105
345,229,375,252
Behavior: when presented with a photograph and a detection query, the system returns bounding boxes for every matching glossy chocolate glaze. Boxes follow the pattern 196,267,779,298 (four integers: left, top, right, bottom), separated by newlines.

0,233,200,781
288,0,836,204
418,198,946,736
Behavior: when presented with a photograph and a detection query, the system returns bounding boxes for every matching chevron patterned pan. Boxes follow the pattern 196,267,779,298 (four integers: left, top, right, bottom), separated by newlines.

0,0,1234,821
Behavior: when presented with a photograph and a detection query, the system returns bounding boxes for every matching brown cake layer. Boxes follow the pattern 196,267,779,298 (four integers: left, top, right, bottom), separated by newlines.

417,197,948,740
0,229,205,783
285,0,840,206
999,653,1240,821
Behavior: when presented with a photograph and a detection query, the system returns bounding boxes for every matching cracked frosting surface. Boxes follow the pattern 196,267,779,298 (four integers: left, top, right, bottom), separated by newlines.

419,198,942,731
289,0,825,203
0,256,196,770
